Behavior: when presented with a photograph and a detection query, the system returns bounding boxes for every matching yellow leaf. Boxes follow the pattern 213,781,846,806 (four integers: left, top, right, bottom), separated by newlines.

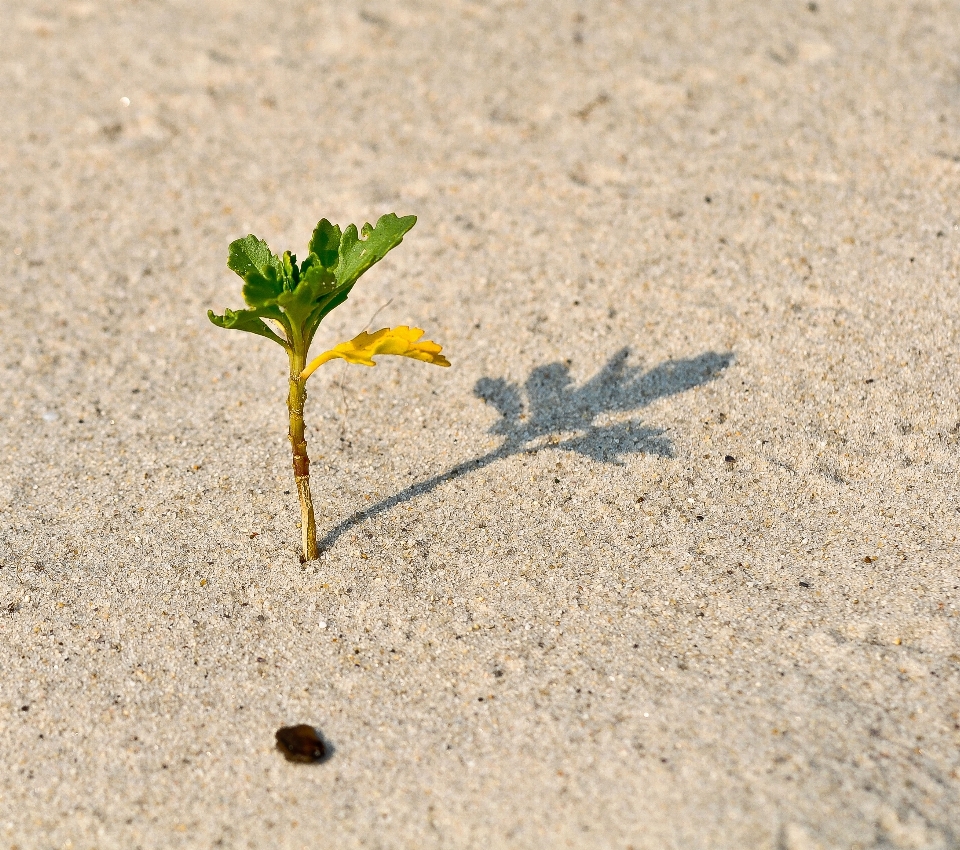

301,326,450,380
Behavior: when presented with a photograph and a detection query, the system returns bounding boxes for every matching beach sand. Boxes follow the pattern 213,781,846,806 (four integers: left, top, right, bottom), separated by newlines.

1,1,959,846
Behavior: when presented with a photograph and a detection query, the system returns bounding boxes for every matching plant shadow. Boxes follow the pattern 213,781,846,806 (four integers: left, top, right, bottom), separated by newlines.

317,348,733,553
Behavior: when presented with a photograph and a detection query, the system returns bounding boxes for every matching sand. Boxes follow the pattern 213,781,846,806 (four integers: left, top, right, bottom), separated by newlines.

1,0,959,847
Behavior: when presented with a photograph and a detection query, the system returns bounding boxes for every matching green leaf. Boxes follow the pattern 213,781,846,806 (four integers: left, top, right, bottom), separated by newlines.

300,261,337,294
207,306,288,346
228,235,287,309
277,287,320,328
227,235,282,280
335,213,416,289
241,267,285,309
291,264,339,333
281,251,298,292
308,219,342,271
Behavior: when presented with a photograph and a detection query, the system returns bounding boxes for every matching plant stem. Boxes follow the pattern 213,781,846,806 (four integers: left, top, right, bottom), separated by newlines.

287,347,318,561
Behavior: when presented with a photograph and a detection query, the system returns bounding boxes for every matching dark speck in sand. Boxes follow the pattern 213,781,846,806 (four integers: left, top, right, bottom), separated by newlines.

276,724,328,763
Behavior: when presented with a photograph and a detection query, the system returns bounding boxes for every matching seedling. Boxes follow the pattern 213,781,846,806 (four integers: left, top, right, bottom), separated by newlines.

208,213,449,561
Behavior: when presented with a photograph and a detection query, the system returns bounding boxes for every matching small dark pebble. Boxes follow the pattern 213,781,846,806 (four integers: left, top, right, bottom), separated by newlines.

21,705,29,712
865,378,875,384
724,455,736,463
799,581,811,588
695,515,704,521
276,724,326,763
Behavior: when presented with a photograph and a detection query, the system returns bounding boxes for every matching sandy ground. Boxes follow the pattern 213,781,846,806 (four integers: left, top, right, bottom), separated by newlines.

2,0,960,847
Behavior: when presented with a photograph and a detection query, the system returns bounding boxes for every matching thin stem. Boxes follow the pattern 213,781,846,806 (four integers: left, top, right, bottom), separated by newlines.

287,345,318,561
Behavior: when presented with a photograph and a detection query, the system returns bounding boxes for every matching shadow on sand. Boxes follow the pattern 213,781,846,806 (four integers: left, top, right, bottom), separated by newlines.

317,348,733,552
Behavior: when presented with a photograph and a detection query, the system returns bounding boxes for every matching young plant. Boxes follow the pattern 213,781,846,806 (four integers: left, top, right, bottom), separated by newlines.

208,213,449,561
